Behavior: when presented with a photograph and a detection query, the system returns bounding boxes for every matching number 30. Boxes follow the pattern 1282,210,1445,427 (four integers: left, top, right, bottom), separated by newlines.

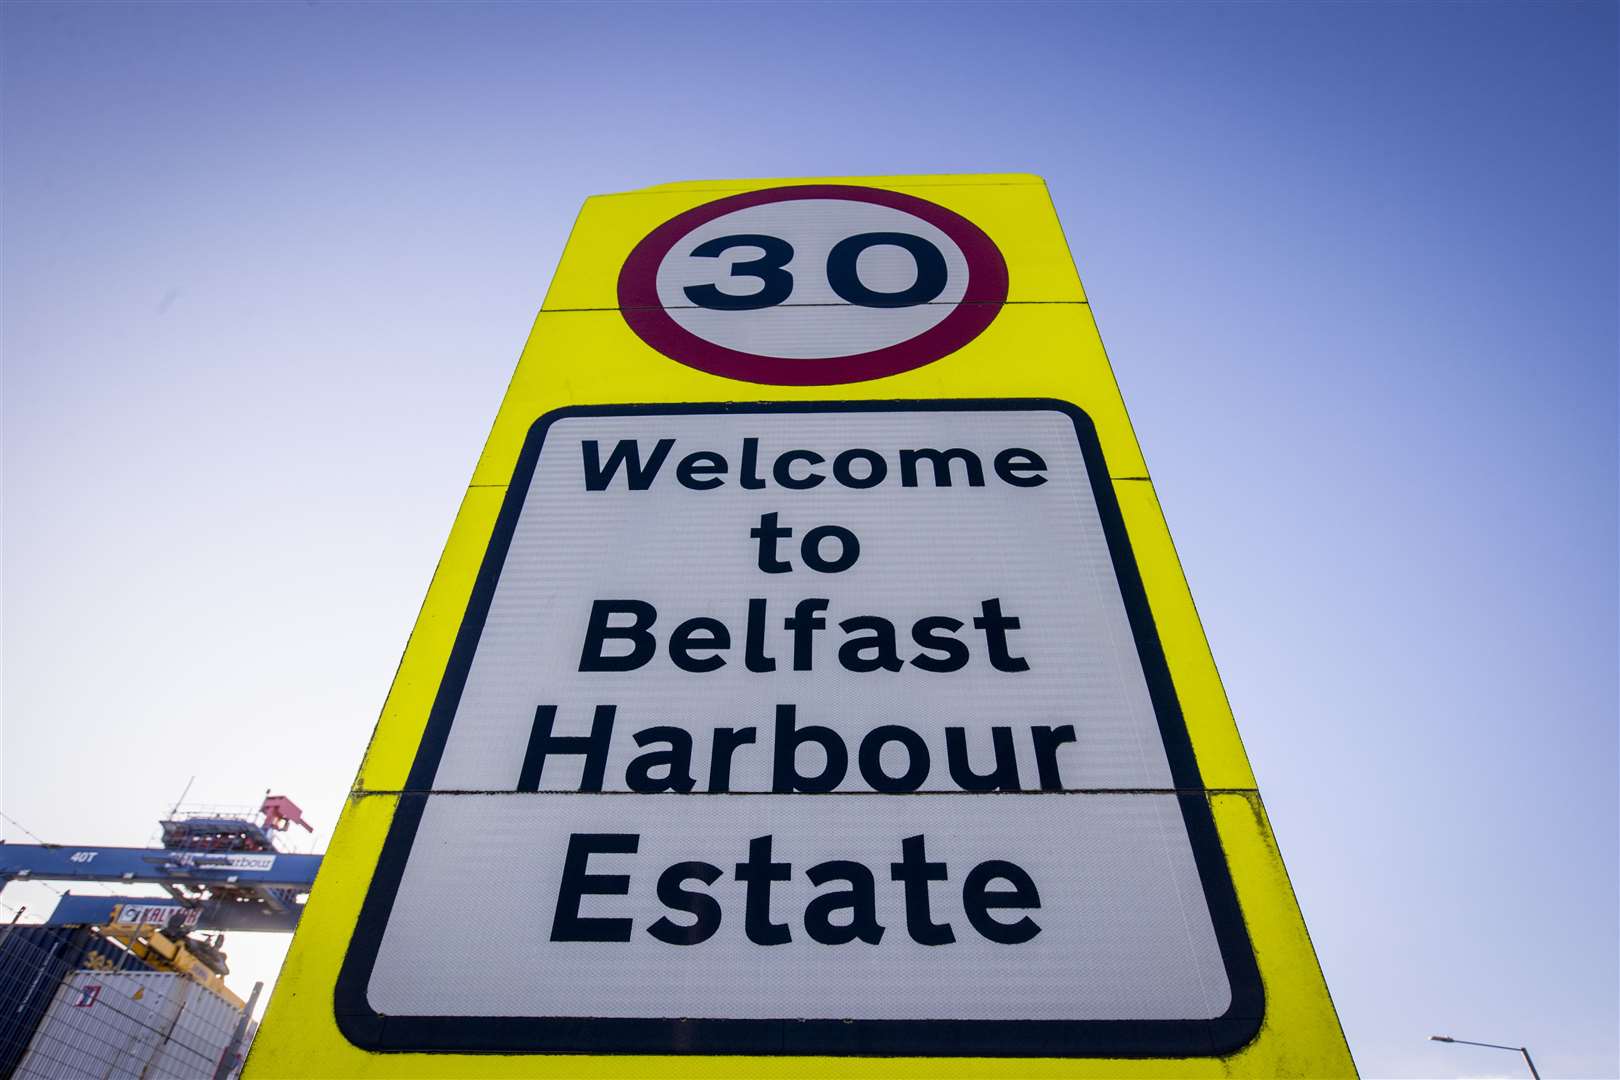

683,232,949,311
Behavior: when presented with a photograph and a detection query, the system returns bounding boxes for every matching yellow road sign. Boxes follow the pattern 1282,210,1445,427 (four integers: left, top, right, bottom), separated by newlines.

246,174,1353,1078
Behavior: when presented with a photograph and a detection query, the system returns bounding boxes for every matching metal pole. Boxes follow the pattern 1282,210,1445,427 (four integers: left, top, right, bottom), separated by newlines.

1431,1036,1541,1079
211,979,263,1080
169,775,197,821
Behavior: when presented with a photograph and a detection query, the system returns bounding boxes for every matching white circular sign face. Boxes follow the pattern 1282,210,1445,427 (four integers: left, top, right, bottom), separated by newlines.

619,185,1008,385
652,200,971,360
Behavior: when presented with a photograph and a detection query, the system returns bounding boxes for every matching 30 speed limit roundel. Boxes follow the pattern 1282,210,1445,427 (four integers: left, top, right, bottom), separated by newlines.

618,185,1008,385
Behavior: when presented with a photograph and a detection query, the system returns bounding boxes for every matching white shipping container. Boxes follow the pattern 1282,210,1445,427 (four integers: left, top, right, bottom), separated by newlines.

14,970,243,1080
149,974,246,1080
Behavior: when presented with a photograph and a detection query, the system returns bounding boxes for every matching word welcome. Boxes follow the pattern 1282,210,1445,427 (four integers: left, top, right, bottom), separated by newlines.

582,437,1049,492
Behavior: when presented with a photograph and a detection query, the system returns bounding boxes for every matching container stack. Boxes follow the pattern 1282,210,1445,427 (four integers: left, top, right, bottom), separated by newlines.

0,925,249,1079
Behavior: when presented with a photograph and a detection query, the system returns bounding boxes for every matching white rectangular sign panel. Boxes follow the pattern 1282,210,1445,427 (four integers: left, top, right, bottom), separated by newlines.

336,401,1259,1056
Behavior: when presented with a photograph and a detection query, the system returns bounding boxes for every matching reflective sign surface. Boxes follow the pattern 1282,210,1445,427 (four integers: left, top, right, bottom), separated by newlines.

247,174,1354,1078
337,403,1260,1055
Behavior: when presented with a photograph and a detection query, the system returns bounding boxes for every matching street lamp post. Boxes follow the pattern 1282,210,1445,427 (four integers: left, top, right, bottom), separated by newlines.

1430,1035,1541,1079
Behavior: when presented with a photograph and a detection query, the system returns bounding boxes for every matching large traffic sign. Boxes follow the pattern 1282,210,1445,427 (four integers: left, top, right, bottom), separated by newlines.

247,174,1353,1078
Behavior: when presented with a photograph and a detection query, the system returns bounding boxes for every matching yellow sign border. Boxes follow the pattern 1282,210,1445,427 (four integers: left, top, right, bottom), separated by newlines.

246,174,1353,1078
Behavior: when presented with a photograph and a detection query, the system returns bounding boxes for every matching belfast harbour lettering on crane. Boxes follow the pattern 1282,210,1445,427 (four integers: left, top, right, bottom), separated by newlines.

526,431,1065,952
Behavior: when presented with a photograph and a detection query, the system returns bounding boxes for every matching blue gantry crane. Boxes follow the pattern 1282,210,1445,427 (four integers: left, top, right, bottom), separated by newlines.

1,794,322,934
0,794,318,1075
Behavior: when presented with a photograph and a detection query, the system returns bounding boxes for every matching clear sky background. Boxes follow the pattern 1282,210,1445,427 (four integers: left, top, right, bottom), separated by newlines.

2,2,1615,1076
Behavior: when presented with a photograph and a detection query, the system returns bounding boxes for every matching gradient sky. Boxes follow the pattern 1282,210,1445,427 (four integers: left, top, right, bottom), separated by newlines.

3,2,1615,1076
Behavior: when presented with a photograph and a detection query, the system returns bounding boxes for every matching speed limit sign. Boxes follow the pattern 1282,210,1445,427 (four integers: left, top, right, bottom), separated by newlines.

618,185,1008,385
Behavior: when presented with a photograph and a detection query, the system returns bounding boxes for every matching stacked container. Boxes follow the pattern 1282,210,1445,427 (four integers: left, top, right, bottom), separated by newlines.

12,969,244,1079
0,925,154,1076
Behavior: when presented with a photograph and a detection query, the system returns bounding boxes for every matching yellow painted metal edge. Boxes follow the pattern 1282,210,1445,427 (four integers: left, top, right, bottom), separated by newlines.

353,485,505,793
634,173,1049,192
468,304,1148,490
1115,479,1257,791
542,172,1085,310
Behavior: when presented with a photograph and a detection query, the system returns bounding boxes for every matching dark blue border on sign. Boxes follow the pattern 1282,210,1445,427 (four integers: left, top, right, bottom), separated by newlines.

334,399,1265,1058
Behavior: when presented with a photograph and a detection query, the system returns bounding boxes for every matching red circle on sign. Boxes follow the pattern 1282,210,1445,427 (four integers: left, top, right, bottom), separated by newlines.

617,185,1008,386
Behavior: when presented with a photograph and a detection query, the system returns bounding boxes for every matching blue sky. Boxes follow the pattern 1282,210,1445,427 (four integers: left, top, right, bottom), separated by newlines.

3,2,1615,1076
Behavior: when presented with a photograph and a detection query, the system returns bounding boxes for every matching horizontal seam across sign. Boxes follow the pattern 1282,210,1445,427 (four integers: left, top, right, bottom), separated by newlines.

592,180,1052,200
469,478,1153,488
540,299,1092,314
349,787,1262,797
